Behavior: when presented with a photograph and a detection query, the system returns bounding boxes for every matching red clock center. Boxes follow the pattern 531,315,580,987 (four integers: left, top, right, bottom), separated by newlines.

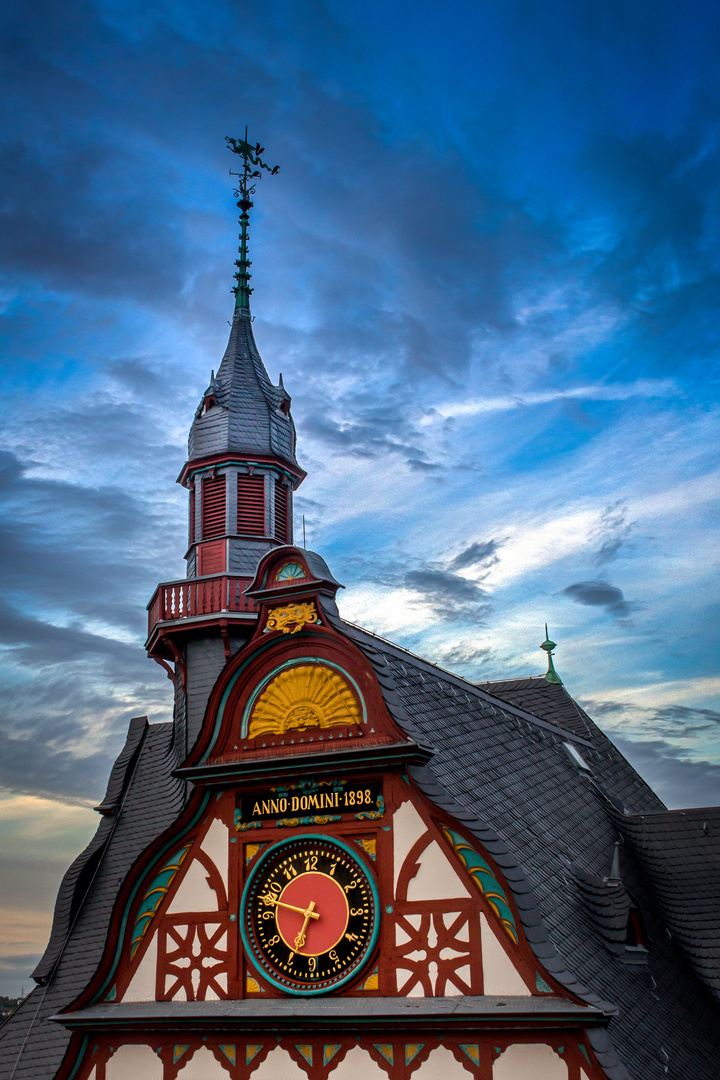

275,872,349,956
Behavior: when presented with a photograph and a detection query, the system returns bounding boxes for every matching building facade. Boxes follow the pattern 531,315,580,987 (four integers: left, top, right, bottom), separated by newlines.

1,176,719,1080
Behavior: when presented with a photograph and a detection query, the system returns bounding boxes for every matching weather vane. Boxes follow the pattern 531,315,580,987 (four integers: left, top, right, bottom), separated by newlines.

226,128,279,311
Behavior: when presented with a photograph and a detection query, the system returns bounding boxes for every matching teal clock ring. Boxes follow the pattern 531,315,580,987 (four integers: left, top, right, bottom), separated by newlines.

240,834,380,995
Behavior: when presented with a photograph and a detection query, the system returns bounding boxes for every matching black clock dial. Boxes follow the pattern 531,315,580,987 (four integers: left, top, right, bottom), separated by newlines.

241,834,380,994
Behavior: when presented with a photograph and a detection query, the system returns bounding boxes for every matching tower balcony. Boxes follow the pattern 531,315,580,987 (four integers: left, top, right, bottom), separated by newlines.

146,574,258,669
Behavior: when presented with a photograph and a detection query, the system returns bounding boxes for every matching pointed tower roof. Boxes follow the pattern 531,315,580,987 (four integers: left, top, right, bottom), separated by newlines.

187,134,299,470
188,309,298,466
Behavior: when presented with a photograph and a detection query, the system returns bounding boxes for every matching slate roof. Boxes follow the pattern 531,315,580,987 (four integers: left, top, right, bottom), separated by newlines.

617,806,720,1002
188,309,298,467
3,620,719,1080
329,616,720,1080
0,720,184,1080
477,675,596,740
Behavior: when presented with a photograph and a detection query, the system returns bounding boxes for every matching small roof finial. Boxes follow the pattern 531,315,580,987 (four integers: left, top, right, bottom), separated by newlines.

226,130,279,313
540,623,563,684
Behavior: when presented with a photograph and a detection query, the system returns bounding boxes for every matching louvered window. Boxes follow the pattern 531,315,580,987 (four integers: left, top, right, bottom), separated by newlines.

201,476,226,539
237,474,265,535
275,482,290,542
189,488,196,545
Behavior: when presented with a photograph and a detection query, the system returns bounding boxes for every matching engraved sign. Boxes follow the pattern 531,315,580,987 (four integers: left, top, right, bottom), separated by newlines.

236,780,384,829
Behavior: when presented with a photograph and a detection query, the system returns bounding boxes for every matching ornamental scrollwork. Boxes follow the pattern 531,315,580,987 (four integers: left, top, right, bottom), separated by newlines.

265,601,319,635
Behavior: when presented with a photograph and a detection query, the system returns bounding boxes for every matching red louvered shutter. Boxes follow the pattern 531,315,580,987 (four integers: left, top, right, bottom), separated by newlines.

189,489,195,545
201,476,226,539
274,482,289,543
237,474,265,535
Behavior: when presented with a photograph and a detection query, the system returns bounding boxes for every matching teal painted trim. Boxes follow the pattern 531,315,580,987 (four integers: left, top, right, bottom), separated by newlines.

240,658,368,738
578,1044,591,1065
200,639,278,763
240,834,380,997
442,826,518,943
65,1035,90,1080
91,790,212,1004
130,843,193,957
187,460,300,484
536,972,553,992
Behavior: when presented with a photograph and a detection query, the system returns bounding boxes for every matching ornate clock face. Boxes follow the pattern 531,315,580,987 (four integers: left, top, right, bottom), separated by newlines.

241,834,380,994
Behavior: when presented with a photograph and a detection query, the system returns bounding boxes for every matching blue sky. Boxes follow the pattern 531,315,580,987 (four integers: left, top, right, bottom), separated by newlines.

1,0,719,995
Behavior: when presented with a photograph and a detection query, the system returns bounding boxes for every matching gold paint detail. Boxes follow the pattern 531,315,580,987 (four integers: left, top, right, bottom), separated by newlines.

248,664,361,739
266,601,318,635
246,976,261,993
362,970,379,990
360,838,376,858
245,843,261,864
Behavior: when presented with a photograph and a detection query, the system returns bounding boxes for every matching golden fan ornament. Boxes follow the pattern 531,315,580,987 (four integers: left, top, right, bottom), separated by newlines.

248,664,361,738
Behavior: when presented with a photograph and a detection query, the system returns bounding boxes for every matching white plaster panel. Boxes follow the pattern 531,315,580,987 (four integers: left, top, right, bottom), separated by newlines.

413,1046,472,1077
392,800,428,889
480,913,530,996
167,858,219,913
175,1046,230,1078
120,934,157,1002
406,840,471,901
446,964,470,993
493,1044,568,1080
250,1047,307,1078
106,1044,162,1079
331,1046,389,1077
87,1069,96,1080
200,816,229,884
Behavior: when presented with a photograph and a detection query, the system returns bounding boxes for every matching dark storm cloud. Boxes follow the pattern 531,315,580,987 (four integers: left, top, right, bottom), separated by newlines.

404,568,489,623
612,736,720,810
451,539,502,571
593,502,634,568
563,580,633,619
585,699,720,742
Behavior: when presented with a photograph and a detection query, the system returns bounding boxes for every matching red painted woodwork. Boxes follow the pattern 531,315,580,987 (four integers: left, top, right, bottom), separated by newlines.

274,481,289,542
238,474,265,534
56,1031,604,1080
201,475,227,539
147,574,256,634
189,489,195,545
198,539,226,576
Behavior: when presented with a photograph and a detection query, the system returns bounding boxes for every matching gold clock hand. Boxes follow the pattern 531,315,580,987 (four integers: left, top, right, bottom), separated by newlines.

294,900,316,950
261,895,320,919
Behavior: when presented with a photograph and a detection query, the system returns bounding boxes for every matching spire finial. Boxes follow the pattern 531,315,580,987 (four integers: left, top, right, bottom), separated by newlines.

540,623,563,684
226,129,279,312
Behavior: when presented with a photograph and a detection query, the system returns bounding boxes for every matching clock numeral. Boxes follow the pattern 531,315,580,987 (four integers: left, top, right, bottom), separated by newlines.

349,907,365,917
329,949,339,962
308,957,317,971
267,935,280,946
344,879,358,892
283,862,298,880
329,860,338,876
287,951,295,963
304,855,318,871
345,932,359,942
262,910,274,920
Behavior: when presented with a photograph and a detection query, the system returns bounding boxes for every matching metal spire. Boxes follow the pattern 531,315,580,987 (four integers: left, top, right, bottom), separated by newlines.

540,623,563,684
226,129,279,312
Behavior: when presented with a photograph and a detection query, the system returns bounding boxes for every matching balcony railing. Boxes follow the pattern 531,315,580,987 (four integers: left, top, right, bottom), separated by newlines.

147,574,257,638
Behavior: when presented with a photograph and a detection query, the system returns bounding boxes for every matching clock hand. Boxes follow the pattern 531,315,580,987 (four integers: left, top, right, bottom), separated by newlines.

293,900,316,950
261,895,320,919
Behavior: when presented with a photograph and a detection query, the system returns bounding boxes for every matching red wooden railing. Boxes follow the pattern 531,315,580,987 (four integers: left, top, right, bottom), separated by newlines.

147,574,256,637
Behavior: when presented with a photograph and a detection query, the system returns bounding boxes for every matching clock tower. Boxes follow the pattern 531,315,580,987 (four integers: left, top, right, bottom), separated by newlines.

146,138,306,757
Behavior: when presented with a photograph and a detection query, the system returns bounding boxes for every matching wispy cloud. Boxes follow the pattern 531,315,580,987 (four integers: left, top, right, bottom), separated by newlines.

422,378,677,423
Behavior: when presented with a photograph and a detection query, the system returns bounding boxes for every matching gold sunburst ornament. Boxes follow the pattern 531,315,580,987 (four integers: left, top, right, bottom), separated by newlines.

247,664,361,739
